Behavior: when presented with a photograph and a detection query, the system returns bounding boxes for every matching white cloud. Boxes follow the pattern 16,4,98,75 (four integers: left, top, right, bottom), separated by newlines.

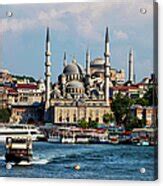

113,30,128,40
0,18,37,34
0,0,153,41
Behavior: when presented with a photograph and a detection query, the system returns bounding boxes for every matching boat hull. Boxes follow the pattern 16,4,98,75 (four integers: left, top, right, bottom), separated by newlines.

5,152,32,164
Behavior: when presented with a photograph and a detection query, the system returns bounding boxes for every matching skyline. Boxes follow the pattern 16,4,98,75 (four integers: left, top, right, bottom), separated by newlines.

0,0,154,82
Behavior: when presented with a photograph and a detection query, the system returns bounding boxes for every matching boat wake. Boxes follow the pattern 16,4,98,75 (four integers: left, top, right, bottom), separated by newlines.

0,155,49,166
31,157,49,165
0,155,5,160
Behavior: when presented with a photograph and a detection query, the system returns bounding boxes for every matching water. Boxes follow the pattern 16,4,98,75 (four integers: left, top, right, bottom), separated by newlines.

0,142,157,180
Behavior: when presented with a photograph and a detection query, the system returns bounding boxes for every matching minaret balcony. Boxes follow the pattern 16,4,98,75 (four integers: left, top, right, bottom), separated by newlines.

45,72,51,76
45,51,51,56
45,61,51,66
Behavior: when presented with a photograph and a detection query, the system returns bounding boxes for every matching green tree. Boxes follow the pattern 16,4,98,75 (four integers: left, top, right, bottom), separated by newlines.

103,113,114,124
89,120,98,129
144,86,157,106
111,92,134,126
134,97,149,106
125,115,146,131
0,109,11,123
78,119,89,129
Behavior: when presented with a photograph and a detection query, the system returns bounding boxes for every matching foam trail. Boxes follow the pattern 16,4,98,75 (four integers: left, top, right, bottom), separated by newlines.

31,159,49,165
0,156,5,160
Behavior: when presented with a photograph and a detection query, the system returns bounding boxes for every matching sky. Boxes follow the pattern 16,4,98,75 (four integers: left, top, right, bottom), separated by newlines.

0,0,154,82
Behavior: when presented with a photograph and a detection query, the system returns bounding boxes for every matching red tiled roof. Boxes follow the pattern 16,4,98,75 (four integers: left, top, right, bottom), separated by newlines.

111,86,139,91
136,83,146,86
0,86,17,94
8,88,17,94
17,84,37,89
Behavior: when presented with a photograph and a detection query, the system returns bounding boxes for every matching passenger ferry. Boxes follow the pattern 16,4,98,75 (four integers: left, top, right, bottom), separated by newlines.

5,137,33,165
0,124,45,143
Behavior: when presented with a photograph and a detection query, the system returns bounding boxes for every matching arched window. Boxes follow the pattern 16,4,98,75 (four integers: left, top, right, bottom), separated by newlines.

66,117,70,122
96,117,99,123
73,115,77,122
59,116,62,122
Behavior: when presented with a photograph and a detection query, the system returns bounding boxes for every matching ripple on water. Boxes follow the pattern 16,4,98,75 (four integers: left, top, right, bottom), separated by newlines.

0,143,156,180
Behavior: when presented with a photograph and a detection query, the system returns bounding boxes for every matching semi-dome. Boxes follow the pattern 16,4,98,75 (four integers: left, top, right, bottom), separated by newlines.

90,57,104,67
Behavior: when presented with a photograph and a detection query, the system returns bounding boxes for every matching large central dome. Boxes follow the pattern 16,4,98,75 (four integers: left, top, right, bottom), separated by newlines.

63,63,80,75
63,60,84,75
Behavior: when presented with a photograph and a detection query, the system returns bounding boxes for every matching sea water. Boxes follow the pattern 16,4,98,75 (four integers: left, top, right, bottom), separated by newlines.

0,142,157,180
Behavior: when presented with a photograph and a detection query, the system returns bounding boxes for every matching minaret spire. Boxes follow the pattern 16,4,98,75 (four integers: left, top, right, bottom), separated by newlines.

44,27,51,121
46,27,50,43
128,48,134,84
86,48,90,75
86,48,91,96
63,51,67,67
105,27,109,43
104,27,110,106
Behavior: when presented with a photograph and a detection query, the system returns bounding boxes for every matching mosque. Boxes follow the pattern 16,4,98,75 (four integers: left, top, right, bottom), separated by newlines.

43,27,127,124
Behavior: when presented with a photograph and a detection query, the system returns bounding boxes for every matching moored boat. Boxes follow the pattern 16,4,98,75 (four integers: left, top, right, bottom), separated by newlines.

61,135,76,144
48,135,61,143
108,134,119,144
0,124,45,143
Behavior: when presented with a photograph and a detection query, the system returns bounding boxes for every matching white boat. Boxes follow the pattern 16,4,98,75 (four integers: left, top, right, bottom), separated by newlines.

75,135,90,144
48,135,61,143
0,124,45,143
137,141,150,146
61,136,76,144
99,136,109,144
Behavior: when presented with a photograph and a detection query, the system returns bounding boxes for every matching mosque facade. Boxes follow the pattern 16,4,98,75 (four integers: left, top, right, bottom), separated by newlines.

44,27,126,124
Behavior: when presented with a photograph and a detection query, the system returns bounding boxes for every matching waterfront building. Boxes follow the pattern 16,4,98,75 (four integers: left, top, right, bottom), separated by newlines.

9,104,44,124
0,87,8,109
130,105,157,127
0,69,13,84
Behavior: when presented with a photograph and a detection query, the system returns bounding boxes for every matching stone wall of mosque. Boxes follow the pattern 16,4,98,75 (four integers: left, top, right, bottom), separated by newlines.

53,105,111,124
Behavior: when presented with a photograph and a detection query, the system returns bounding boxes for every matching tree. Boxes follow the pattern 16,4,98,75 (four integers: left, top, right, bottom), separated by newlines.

103,113,114,124
134,97,149,106
89,120,98,129
144,86,157,106
124,115,146,131
78,119,89,129
0,109,11,123
111,92,134,126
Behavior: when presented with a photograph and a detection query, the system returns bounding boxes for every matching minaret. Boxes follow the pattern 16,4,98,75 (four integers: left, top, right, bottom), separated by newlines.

44,27,51,121
86,49,90,75
86,49,91,95
128,48,134,84
104,27,110,106
63,51,67,67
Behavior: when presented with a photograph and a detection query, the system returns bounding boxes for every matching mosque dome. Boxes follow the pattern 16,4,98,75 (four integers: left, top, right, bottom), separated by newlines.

63,64,80,75
38,78,44,84
63,59,84,76
90,57,104,67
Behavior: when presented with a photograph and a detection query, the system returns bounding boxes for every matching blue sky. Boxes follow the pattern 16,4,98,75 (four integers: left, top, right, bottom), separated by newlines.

0,0,154,82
